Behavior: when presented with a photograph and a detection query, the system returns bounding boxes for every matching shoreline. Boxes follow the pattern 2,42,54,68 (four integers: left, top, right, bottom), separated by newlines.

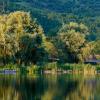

0,69,97,75
0,63,99,75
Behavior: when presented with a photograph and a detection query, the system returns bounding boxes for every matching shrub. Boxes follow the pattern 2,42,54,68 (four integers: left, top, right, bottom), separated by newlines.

96,65,100,71
27,65,43,74
44,62,58,70
2,64,19,71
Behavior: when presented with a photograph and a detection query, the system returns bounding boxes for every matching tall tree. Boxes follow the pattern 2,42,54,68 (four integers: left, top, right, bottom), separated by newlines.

0,11,46,65
58,22,94,63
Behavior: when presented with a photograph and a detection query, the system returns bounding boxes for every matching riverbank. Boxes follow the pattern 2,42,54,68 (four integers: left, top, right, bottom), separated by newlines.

0,62,100,75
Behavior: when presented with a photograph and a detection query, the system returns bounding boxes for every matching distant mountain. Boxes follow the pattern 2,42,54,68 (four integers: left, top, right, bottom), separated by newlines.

0,0,100,38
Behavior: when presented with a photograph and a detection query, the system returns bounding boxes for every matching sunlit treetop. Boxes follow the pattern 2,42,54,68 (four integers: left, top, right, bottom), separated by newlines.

58,22,89,35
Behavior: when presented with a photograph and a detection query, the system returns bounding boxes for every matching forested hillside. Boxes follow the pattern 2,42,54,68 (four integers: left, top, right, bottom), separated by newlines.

0,0,100,39
1,0,100,15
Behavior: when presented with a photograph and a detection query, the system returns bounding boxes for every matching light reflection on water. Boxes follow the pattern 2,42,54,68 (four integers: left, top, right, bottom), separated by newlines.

0,74,100,100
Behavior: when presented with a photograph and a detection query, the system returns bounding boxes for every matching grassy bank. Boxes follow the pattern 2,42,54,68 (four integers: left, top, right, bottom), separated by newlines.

0,62,99,75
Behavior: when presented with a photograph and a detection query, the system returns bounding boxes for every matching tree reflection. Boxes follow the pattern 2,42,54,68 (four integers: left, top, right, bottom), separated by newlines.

0,75,100,100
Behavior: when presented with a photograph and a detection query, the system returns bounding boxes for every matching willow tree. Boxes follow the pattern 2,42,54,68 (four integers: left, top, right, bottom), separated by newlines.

58,22,94,63
0,11,46,65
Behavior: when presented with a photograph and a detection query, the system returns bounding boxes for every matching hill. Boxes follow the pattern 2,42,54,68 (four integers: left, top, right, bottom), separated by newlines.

0,0,100,39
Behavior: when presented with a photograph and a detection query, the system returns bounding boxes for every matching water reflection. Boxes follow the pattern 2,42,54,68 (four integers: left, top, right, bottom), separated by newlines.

0,74,100,100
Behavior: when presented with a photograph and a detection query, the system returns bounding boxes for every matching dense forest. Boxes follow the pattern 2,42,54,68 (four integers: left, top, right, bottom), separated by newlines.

0,0,100,38
0,0,100,66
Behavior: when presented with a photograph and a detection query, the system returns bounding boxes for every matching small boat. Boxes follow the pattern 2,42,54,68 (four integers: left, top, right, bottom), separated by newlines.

4,69,16,74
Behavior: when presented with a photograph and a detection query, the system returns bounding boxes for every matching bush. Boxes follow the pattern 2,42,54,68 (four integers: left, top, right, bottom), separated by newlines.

59,63,83,71
27,65,43,74
58,63,96,74
44,62,58,70
2,64,19,71
96,65,100,71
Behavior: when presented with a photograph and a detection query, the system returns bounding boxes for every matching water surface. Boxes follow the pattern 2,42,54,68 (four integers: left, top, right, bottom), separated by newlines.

0,74,100,100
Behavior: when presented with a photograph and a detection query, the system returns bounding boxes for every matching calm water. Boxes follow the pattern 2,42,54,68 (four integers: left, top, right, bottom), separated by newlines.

0,74,100,100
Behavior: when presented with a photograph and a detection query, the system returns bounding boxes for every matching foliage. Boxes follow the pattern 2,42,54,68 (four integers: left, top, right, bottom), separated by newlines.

43,39,58,60
0,0,99,75
0,9,99,71
0,11,47,65
0,0,100,38
59,22,89,35
59,63,96,74
58,22,95,63
0,63,19,72
96,65,100,71
27,65,43,74
44,62,58,71
94,40,100,54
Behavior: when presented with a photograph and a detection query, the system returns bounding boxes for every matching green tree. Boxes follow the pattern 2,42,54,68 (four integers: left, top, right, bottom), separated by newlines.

0,11,46,65
58,22,94,63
